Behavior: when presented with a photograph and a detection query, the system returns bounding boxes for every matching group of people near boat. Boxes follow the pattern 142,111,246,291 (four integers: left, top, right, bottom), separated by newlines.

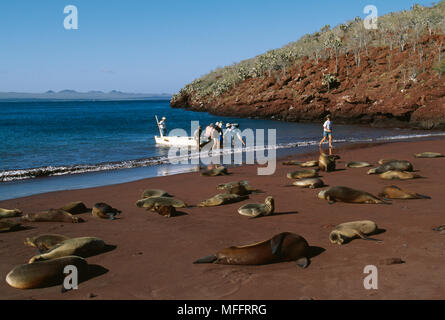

194,121,245,151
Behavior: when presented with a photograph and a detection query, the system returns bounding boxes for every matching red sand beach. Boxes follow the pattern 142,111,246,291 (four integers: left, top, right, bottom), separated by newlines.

1,139,445,300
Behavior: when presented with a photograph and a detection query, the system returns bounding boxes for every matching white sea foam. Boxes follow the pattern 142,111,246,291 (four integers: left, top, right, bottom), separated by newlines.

1,132,444,182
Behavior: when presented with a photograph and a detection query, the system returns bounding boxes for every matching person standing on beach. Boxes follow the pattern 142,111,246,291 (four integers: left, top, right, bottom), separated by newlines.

194,125,202,150
319,115,333,149
232,124,246,147
223,123,232,147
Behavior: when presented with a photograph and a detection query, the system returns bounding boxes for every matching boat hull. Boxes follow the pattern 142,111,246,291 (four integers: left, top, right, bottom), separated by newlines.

155,136,197,147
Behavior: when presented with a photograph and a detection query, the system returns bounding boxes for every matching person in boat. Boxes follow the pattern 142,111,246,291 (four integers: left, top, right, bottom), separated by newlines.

159,117,167,136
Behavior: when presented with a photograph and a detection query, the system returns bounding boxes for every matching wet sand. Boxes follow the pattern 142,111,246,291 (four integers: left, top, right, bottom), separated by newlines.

1,139,445,300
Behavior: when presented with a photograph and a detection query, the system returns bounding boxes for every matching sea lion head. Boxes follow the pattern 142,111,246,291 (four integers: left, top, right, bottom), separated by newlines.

318,190,327,200
265,196,274,209
329,230,345,245
24,237,36,248
367,168,377,175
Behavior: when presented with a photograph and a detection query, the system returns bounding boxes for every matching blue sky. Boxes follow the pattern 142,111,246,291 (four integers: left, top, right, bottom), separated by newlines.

0,0,436,94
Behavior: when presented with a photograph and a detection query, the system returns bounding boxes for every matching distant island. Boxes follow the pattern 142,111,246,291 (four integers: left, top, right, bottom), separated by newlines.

0,90,171,101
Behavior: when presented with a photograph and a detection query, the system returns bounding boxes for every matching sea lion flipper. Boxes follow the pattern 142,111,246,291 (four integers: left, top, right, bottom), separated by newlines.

296,257,309,269
270,233,286,256
194,255,217,264
363,236,382,242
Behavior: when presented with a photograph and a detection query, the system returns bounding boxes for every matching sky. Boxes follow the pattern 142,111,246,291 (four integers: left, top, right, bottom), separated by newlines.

0,0,437,94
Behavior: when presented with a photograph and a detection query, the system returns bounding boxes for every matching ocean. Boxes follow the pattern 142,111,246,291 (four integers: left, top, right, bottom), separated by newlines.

1,99,444,200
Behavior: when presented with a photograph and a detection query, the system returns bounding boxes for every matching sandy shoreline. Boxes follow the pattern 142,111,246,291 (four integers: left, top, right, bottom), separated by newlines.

1,139,445,300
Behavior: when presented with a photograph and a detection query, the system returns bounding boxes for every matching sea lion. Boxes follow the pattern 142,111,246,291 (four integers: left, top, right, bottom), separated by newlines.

293,178,325,189
287,169,319,180
24,234,71,252
153,205,177,217
379,171,420,180
329,221,380,245
0,208,22,219
367,160,413,174
194,232,310,268
318,153,337,172
28,237,105,263
59,202,88,215
198,194,249,207
238,196,275,218
6,256,88,289
299,160,319,168
318,186,387,204
378,185,430,200
136,197,187,210
0,220,22,233
414,152,444,158
433,225,445,232
21,209,81,223
201,166,228,177
92,203,121,220
216,181,259,196
378,159,399,165
345,162,372,168
282,160,302,166
141,189,170,199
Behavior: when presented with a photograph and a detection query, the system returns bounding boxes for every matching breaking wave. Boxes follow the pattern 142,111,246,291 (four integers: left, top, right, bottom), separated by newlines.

2,132,445,182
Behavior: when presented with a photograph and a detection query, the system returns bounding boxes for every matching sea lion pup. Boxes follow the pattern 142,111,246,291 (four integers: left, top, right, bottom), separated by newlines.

379,171,420,180
287,169,319,180
153,205,177,217
414,152,444,158
378,159,399,165
142,189,171,199
28,237,105,263
378,185,430,200
293,178,325,189
92,203,121,220
24,234,71,252
0,208,22,219
201,166,228,177
6,256,88,289
318,186,387,204
0,220,22,233
136,197,187,210
198,194,249,207
367,160,413,175
318,153,337,172
238,196,275,218
329,221,380,245
282,160,302,166
21,209,81,223
194,232,310,268
299,160,319,168
59,202,88,215
216,181,260,196
345,161,372,168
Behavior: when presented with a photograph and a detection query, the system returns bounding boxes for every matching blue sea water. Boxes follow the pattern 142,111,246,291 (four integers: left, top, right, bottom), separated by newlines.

1,99,444,200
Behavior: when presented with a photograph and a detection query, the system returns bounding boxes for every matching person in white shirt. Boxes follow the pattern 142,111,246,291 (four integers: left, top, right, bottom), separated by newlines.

159,117,167,136
232,124,246,147
319,115,333,149
223,123,232,147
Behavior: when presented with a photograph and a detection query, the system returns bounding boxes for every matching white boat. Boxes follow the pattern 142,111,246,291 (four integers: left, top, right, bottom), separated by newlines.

154,115,197,147
154,135,197,147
